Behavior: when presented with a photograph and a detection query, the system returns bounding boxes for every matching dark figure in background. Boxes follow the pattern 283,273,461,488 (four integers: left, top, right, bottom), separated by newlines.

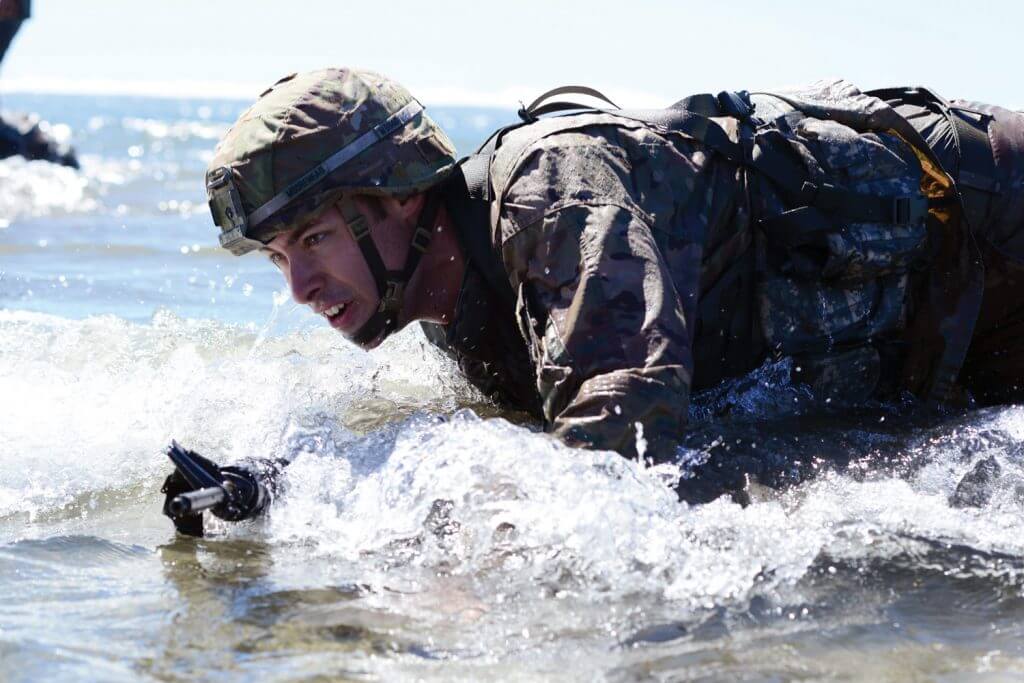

0,0,78,168
0,0,27,64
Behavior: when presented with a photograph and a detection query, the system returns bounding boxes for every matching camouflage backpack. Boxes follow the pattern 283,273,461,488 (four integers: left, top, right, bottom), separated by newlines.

461,80,980,402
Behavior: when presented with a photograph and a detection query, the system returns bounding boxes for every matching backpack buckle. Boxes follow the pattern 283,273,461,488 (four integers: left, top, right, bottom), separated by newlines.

410,226,432,253
379,279,405,312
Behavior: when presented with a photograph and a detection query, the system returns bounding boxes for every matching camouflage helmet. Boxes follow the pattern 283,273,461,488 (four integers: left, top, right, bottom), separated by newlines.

205,68,457,255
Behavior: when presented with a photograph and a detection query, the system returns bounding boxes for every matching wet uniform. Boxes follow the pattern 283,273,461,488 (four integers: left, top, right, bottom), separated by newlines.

426,80,1020,463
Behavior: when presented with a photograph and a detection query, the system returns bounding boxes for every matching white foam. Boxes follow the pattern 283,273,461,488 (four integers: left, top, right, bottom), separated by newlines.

3,307,1023,615
0,310,470,520
0,156,96,219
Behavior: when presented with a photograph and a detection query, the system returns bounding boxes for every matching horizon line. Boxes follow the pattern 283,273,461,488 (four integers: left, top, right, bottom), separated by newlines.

0,77,673,110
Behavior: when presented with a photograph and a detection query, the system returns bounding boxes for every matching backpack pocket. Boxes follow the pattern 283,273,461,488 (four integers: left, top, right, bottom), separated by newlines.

754,116,930,361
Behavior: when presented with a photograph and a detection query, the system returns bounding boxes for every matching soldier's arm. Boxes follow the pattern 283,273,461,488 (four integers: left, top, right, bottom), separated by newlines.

501,189,694,462
503,202,692,460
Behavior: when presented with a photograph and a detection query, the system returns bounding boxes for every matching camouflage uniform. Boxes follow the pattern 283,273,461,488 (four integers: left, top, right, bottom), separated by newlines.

427,80,974,463
202,70,1016,478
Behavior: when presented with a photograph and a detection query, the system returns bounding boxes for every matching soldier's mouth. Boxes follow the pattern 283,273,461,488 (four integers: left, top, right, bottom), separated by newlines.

323,302,347,318
321,300,357,330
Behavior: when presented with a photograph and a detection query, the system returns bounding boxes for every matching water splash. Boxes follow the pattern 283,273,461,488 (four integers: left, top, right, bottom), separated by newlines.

0,310,473,522
0,157,96,220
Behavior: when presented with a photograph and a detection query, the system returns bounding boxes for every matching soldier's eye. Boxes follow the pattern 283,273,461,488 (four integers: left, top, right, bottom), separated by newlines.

303,231,328,249
267,252,285,268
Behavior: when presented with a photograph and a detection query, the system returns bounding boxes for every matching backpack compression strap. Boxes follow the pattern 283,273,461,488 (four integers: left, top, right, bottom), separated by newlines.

868,86,1001,233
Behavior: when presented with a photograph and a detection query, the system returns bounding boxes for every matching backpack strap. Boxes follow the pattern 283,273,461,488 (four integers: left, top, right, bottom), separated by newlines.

868,86,1001,232
441,156,518,312
518,85,621,121
948,105,1000,231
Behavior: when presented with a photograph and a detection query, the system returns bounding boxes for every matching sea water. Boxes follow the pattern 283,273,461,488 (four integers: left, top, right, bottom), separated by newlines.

1,93,1023,682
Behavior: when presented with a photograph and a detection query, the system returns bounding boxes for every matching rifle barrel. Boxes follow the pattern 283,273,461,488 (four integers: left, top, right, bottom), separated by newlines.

169,485,225,516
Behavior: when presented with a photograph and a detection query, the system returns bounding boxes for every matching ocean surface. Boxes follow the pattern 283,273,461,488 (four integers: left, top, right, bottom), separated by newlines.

1,92,1023,682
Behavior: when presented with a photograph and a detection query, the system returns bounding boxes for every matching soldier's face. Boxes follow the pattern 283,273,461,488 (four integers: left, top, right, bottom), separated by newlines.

261,202,382,347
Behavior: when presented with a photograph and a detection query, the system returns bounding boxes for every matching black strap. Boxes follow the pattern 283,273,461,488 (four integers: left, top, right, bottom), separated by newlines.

441,157,518,311
758,206,834,247
949,108,999,230
348,192,442,346
349,304,390,346
461,144,494,202
519,85,620,122
344,208,390,290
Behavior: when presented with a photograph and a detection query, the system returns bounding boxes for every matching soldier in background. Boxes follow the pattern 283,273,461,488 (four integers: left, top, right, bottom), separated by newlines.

196,69,1024,502
0,0,27,67
0,0,77,167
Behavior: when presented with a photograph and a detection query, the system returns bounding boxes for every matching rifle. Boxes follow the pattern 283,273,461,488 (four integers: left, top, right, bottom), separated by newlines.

161,441,284,537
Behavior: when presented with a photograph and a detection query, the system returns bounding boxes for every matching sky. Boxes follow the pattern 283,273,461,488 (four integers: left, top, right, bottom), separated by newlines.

1,0,1021,108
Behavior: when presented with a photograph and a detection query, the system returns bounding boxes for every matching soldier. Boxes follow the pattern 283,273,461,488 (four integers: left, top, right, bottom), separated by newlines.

201,69,1024,490
0,0,77,167
0,0,27,67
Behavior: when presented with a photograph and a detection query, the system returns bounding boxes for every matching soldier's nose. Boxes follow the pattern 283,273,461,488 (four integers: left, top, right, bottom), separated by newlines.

287,260,323,305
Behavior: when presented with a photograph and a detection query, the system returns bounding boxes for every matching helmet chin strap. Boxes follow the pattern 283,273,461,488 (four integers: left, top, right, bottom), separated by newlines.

339,193,441,346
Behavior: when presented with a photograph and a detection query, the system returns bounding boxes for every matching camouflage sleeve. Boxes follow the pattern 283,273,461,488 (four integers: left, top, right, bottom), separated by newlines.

500,152,693,461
